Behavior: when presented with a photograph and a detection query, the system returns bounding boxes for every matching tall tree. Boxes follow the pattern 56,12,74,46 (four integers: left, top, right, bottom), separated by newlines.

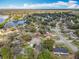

42,39,55,51
37,50,54,59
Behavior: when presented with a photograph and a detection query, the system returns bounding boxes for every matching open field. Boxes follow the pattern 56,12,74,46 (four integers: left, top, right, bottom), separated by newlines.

0,9,72,15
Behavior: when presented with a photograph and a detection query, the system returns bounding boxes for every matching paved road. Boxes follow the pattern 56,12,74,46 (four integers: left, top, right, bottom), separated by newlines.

55,21,78,52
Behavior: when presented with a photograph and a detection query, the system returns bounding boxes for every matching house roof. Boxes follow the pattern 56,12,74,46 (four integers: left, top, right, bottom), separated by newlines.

53,48,68,53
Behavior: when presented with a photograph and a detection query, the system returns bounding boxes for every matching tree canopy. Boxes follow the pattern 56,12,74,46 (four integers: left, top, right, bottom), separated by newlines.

37,50,54,59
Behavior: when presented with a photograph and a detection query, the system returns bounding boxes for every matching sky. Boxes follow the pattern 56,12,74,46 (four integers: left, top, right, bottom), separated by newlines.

0,0,79,9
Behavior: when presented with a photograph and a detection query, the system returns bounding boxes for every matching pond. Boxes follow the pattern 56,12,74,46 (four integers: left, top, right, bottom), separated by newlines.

0,18,5,23
0,15,30,28
4,20,29,28
0,16,9,23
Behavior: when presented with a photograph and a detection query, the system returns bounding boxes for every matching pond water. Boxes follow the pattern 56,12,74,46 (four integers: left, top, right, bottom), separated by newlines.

4,20,27,28
0,18,5,23
0,16,29,28
0,15,9,23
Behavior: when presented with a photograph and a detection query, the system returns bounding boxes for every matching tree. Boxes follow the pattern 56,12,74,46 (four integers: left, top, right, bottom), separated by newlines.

16,54,27,59
27,24,36,32
75,51,79,59
1,47,13,59
42,39,55,51
75,30,79,37
26,47,35,59
37,50,54,59
22,33,32,42
13,16,21,20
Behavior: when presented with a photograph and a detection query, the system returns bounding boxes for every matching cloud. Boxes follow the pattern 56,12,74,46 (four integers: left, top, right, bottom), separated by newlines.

67,0,79,8
0,0,79,9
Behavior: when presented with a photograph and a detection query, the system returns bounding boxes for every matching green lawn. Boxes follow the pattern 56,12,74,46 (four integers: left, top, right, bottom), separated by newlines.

1,47,9,59
0,18,9,28
16,55,28,59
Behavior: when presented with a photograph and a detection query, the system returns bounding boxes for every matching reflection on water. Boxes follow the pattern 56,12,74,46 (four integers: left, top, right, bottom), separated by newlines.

0,15,29,28
0,15,9,23
0,18,5,23
4,20,27,28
